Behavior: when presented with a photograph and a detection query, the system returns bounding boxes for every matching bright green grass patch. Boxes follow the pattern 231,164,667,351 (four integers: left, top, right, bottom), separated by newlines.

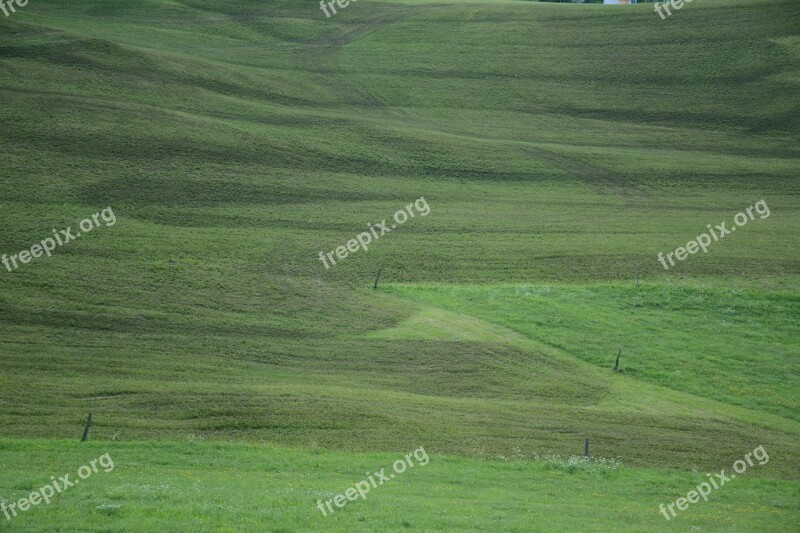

0,439,797,532
384,282,800,421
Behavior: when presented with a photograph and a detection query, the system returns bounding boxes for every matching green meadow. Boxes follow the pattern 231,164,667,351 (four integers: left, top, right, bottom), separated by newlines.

0,439,797,532
0,0,798,530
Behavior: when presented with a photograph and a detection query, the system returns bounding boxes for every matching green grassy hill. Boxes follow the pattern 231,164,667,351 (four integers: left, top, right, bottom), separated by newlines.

0,0,798,530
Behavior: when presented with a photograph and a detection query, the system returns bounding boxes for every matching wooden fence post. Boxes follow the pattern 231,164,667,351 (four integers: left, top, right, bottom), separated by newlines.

81,413,92,442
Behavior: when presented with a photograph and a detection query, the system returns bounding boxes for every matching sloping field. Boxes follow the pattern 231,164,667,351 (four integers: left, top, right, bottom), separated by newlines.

0,0,798,530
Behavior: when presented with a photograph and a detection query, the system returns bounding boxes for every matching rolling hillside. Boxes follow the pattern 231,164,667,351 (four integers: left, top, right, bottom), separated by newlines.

0,0,798,530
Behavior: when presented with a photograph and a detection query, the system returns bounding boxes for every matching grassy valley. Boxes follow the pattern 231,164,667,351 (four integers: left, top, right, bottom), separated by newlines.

0,0,798,530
